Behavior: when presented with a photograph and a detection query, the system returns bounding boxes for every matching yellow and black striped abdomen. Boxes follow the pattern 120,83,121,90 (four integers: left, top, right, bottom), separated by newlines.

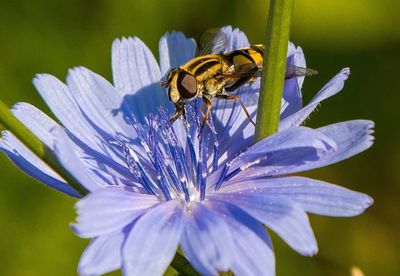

221,45,265,92
225,44,264,68
248,44,264,65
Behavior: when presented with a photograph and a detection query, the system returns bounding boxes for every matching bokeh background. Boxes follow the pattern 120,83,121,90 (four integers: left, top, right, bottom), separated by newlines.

0,0,399,275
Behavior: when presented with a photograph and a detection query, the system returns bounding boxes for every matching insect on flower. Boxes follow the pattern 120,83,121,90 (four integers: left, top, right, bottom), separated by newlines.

161,29,318,128
0,26,374,276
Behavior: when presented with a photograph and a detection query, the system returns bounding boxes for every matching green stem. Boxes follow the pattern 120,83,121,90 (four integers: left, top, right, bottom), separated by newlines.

0,100,88,196
254,0,294,142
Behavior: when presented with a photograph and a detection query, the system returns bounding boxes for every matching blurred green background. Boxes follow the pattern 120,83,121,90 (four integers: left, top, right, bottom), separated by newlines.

0,0,399,275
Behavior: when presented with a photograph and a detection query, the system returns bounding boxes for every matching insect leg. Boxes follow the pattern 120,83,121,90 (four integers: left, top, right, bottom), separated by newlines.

201,96,213,129
170,109,182,124
170,103,185,124
216,94,256,126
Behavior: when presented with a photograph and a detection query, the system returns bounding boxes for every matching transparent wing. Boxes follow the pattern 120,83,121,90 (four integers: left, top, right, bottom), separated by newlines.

222,63,261,78
285,64,318,79
221,62,318,79
197,28,228,56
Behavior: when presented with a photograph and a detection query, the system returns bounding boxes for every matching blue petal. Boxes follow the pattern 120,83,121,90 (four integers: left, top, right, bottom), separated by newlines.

280,68,350,130
293,45,307,88
210,193,318,256
112,36,161,94
227,126,337,176
11,102,58,149
218,176,373,217
33,73,134,169
0,131,80,197
112,37,169,122
219,26,250,51
180,202,236,275
159,31,196,75
11,102,135,187
52,127,110,192
11,102,137,189
264,120,375,176
78,230,126,276
33,74,114,156
207,126,337,190
73,188,159,238
281,77,301,120
207,200,275,276
66,67,134,138
315,120,374,166
281,44,306,119
123,200,183,276
287,42,297,57
212,83,257,165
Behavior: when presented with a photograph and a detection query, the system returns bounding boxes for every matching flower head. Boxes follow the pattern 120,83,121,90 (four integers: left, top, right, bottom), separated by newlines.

0,26,374,275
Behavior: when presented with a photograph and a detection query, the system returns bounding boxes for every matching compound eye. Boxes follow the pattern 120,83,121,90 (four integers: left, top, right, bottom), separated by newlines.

177,72,197,99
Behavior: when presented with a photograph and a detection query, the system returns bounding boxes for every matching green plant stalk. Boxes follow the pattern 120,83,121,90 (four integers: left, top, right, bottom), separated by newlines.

0,100,197,274
0,100,88,195
254,0,294,142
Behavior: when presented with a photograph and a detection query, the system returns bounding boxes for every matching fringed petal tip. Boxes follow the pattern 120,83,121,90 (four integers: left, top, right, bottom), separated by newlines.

111,35,161,96
112,36,152,58
365,120,375,144
328,119,375,151
10,102,27,112
32,73,52,84
159,31,197,74
304,245,319,257
219,25,250,51
341,67,351,76
0,130,10,144
112,36,137,46
160,31,194,41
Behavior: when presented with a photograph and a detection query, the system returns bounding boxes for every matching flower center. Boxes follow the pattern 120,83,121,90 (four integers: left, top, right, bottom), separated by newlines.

111,103,219,203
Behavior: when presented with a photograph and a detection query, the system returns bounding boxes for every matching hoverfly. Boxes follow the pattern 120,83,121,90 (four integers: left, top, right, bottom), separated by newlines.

161,29,317,128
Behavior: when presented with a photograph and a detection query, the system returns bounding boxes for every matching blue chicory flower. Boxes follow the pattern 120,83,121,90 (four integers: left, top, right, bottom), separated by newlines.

0,26,374,275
